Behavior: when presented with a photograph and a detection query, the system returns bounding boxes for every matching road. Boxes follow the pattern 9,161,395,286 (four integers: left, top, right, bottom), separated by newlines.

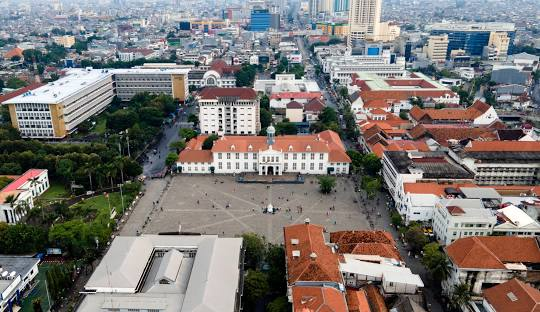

142,103,195,176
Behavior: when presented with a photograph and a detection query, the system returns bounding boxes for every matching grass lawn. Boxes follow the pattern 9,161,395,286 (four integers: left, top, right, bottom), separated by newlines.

92,115,107,135
71,191,134,219
20,264,52,312
39,182,69,202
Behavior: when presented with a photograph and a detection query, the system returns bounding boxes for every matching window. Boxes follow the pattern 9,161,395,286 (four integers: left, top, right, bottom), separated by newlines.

244,163,248,169
311,153,315,160
218,162,222,169
253,162,257,170
293,163,297,170
284,153,288,160
236,153,240,159
227,153,231,159
302,153,306,160
319,153,324,160
301,163,305,170
284,163,288,171
244,153,248,159
227,163,231,169
293,154,297,160
310,163,314,170
319,163,323,170
236,163,240,169
218,153,222,159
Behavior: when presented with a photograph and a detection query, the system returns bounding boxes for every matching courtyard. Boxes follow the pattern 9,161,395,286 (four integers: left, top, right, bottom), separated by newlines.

132,175,389,243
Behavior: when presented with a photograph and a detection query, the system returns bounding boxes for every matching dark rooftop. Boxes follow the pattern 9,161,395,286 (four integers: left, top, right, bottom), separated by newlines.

384,151,474,179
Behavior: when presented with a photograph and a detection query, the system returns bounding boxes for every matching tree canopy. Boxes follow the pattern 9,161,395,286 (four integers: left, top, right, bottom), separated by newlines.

318,176,336,194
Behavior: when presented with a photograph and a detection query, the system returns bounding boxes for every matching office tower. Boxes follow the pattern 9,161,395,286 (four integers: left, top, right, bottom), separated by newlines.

348,0,382,44
250,9,272,31
333,0,350,13
426,34,449,63
429,22,516,57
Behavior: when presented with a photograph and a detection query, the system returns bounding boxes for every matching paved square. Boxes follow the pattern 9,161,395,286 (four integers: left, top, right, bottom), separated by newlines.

142,175,385,243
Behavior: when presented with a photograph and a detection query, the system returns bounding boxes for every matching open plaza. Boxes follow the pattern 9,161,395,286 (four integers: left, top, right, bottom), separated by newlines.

130,175,388,243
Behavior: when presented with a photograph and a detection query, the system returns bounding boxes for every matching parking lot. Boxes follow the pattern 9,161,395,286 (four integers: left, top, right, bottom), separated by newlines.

135,175,388,243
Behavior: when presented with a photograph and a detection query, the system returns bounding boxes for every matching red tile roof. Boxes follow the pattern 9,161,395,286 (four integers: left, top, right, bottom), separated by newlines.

410,100,492,123
198,87,257,100
365,284,389,312
484,278,540,312
408,124,498,146
284,223,343,284
1,169,47,192
0,83,44,104
305,98,326,112
4,47,23,59
177,136,214,163
330,231,401,261
292,286,348,312
465,141,540,152
446,237,540,270
346,288,371,312
287,101,304,109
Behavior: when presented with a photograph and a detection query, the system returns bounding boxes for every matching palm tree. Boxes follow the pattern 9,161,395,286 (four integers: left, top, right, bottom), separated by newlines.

4,194,16,206
449,283,472,311
431,254,452,281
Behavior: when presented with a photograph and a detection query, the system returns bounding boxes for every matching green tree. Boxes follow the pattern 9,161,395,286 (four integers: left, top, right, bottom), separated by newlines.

319,107,338,125
260,108,272,129
422,242,451,281
165,152,178,167
6,77,28,89
202,134,218,150
0,223,48,254
347,150,363,173
391,212,402,227
338,86,348,99
169,140,186,152
266,244,286,293
242,232,266,269
449,283,472,311
404,223,428,255
187,113,199,126
56,158,75,183
399,111,409,120
243,270,270,311
179,128,197,141
318,176,336,194
362,153,382,176
235,64,257,87
362,176,381,199
139,107,164,127
106,110,139,132
266,296,290,312
260,94,270,110
275,121,297,135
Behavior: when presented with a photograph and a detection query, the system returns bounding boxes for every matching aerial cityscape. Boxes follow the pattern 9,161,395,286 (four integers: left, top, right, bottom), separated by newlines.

0,0,539,311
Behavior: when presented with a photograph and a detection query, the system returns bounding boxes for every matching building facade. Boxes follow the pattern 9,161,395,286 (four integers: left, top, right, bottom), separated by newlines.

177,129,351,175
198,88,260,136
429,22,516,57
426,34,449,63
323,54,406,84
348,0,382,43
2,68,189,139
250,9,271,31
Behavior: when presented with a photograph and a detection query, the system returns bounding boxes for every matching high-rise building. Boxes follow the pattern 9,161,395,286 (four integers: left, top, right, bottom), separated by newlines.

426,34,449,63
250,9,271,31
348,0,382,44
429,22,516,57
333,0,350,13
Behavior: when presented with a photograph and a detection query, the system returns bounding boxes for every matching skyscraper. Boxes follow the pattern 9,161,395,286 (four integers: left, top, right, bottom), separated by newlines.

348,0,382,44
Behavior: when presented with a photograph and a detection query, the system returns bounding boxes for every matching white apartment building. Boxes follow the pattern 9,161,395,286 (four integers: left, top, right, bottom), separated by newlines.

197,87,260,136
461,141,540,185
426,34,449,63
348,0,382,43
177,129,351,175
432,198,496,246
323,53,406,84
254,74,320,95
2,68,190,139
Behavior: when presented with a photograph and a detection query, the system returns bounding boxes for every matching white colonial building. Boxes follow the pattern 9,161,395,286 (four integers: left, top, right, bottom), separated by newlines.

0,169,49,224
197,87,261,136
177,128,351,175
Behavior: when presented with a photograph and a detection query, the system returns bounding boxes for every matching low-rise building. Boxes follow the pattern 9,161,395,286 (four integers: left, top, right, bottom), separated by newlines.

409,100,498,126
0,169,49,224
481,278,540,312
177,129,351,175
382,150,475,216
78,234,244,312
461,141,540,185
432,198,497,245
2,68,190,139
494,204,540,237
323,54,407,85
197,87,260,136
444,236,540,295
0,256,40,312
254,74,320,95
